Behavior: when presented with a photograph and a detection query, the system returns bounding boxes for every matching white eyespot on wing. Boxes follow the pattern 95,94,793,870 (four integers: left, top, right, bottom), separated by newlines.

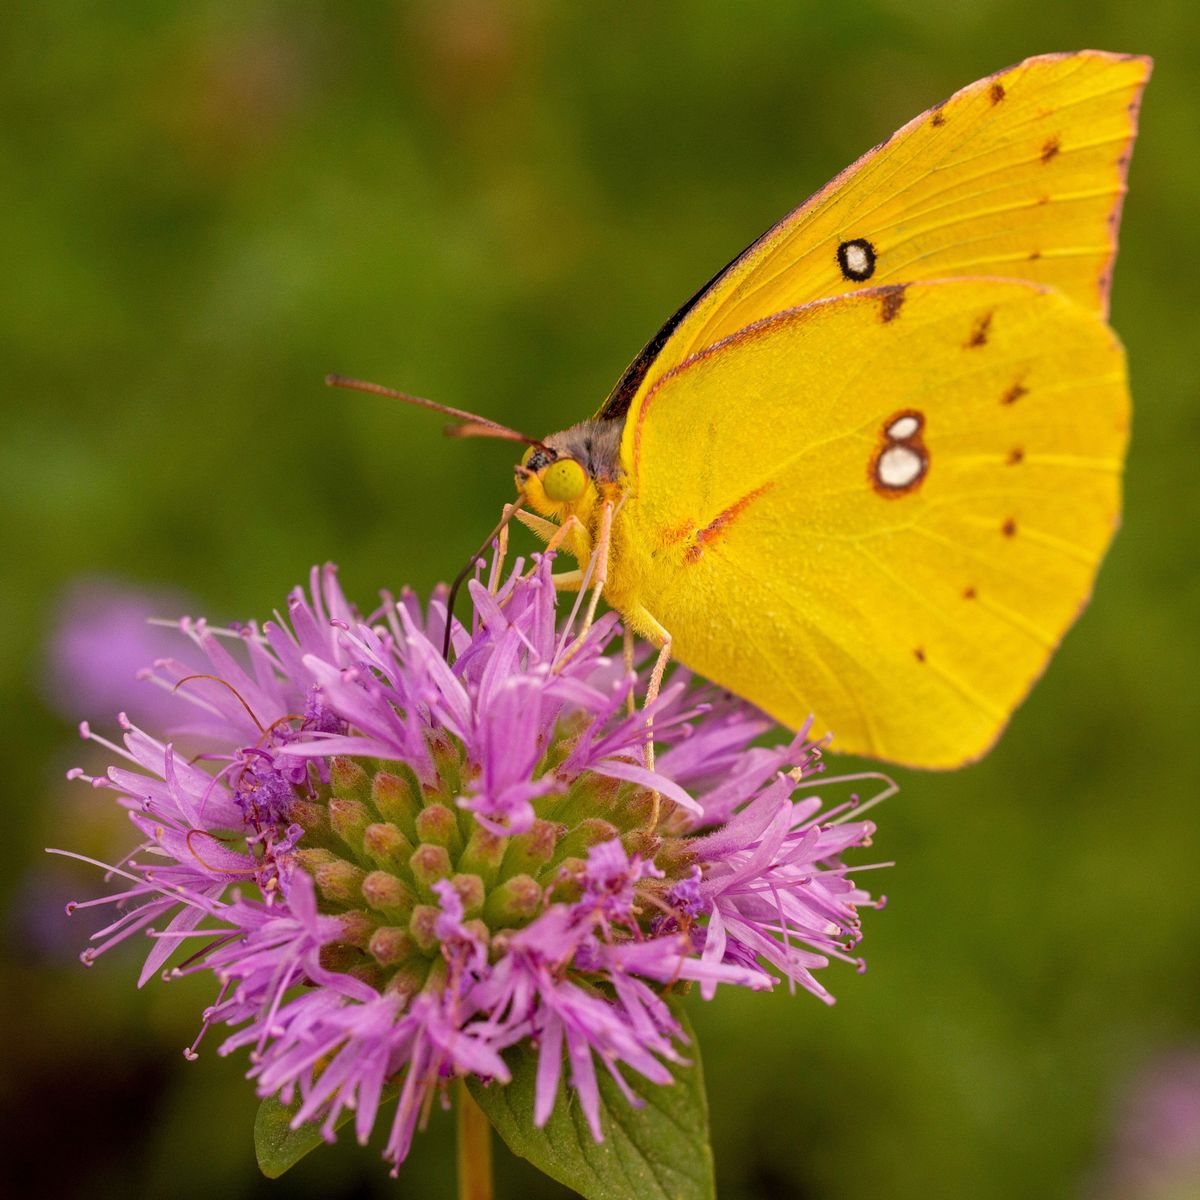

887,415,921,440
877,444,925,490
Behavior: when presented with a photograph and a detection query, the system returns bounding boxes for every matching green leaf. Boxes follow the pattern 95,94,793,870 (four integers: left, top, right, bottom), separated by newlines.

254,1095,346,1179
468,1002,714,1200
253,1085,402,1180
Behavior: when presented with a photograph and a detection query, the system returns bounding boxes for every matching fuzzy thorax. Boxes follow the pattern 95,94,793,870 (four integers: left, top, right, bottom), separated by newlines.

515,416,624,565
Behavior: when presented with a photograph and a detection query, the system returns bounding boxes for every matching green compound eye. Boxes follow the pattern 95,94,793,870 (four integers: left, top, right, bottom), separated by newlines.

541,458,588,502
520,444,536,468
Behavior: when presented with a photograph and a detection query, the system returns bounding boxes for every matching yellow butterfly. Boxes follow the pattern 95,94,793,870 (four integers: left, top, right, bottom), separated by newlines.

337,50,1150,770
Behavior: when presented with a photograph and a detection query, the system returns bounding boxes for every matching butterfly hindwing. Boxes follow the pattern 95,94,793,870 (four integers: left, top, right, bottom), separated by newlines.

615,279,1128,767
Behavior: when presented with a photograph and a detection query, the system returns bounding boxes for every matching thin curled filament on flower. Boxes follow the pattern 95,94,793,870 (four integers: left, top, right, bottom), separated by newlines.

172,673,269,732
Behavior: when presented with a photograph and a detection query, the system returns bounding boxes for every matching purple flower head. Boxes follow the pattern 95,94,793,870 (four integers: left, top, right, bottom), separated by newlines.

53,549,890,1174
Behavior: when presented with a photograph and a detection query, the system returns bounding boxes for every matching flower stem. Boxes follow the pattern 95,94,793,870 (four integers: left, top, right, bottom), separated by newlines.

456,1080,494,1200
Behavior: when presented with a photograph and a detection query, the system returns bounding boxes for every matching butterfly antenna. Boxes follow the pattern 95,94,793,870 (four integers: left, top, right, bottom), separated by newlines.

442,497,527,661
324,374,544,447
444,421,537,445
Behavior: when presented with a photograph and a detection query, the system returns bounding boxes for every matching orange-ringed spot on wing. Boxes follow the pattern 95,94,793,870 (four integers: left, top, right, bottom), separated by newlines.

872,409,928,497
837,238,876,281
886,412,922,440
876,446,926,492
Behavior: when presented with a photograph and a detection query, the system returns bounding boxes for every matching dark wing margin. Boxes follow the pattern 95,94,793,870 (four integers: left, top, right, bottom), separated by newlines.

594,139,891,425
596,164,850,423
595,247,750,423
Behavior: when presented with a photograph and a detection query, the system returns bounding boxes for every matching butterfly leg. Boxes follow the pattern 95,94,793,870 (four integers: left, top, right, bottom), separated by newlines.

487,502,517,593
623,626,636,716
516,511,591,592
630,607,673,741
541,513,585,557
626,605,673,831
647,633,673,720
515,509,562,544
551,569,585,592
576,497,613,642
558,498,613,667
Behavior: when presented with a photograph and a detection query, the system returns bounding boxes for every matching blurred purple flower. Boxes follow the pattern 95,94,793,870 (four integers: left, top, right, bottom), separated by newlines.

43,576,202,727
53,552,890,1175
1091,1050,1200,1200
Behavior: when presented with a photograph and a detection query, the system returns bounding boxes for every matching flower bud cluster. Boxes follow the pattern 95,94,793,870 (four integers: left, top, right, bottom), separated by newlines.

289,747,695,1003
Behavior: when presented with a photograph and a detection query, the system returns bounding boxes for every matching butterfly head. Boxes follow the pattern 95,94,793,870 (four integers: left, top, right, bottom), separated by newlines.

514,418,621,524
516,444,595,522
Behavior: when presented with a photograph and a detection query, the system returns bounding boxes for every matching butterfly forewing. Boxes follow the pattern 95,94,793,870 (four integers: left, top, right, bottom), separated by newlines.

601,51,1147,424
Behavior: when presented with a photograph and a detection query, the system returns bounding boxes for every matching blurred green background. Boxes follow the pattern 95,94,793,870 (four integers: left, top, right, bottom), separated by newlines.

3,2,1198,1197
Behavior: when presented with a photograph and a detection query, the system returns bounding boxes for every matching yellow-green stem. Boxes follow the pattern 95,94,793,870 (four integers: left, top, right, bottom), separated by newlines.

456,1080,493,1200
